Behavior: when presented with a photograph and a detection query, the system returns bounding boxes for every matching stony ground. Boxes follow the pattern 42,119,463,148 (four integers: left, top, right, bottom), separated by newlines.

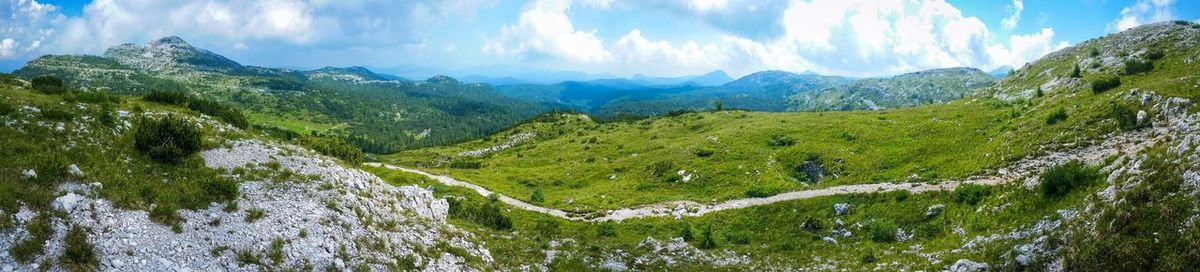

1,139,494,271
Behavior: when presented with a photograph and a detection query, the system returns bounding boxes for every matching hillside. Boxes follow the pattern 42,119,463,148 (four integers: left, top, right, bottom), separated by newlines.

0,77,495,270
14,37,544,153
788,67,996,111
372,21,1200,269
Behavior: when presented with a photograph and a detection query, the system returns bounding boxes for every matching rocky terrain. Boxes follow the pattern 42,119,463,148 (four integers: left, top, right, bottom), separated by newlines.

1,139,493,271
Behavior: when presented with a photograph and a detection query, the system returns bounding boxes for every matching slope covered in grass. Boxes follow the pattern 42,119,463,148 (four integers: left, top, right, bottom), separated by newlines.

383,22,1200,212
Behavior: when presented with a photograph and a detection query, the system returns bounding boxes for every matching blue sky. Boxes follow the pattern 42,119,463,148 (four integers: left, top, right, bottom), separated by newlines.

1,0,1197,78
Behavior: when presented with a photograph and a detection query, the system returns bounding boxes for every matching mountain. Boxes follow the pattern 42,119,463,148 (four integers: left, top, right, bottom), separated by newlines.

381,21,1200,270
988,66,1013,78
787,67,996,111
14,37,544,153
626,70,734,86
686,70,735,86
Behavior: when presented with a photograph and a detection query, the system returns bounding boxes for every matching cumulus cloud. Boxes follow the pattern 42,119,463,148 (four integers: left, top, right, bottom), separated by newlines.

1109,0,1176,32
483,0,612,63
3,0,494,60
0,0,63,60
637,0,791,41
1001,0,1023,30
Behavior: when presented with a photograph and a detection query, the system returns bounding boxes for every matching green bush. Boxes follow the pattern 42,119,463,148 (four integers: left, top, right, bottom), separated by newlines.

1146,50,1165,60
1123,60,1154,75
679,224,695,241
245,208,267,223
694,147,715,157
698,225,717,249
298,136,364,164
1041,161,1099,198
1046,108,1068,125
149,204,183,227
31,75,68,94
448,160,482,169
143,90,191,106
0,100,13,116
447,198,513,231
767,135,796,147
530,188,545,203
188,98,249,129
868,220,898,243
134,115,203,164
73,91,123,105
42,106,75,120
953,184,992,205
745,185,782,198
1070,64,1082,78
597,222,617,237
60,225,99,272
1113,104,1149,131
1091,76,1121,94
647,160,678,182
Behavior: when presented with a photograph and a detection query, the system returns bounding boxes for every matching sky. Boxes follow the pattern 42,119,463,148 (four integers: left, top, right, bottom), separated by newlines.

1,0,1197,78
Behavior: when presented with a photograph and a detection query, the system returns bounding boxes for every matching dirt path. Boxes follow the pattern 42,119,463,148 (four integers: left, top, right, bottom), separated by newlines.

366,97,1187,222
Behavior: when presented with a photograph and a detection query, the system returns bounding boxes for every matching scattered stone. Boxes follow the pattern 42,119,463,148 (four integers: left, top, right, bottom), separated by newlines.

926,204,946,218
68,164,85,177
834,203,850,216
21,169,36,179
822,237,838,245
948,259,990,272
1137,110,1148,125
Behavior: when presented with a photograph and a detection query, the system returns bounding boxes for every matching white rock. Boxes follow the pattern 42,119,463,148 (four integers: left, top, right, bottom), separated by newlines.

53,193,85,213
833,203,850,216
926,204,946,218
21,169,37,179
69,164,86,177
948,259,990,272
1137,110,1148,125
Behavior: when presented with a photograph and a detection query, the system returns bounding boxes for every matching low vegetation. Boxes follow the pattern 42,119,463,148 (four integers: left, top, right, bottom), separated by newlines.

134,115,203,164
1040,161,1099,199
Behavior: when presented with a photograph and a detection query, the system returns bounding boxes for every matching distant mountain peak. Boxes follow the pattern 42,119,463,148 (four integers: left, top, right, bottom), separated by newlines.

426,75,460,84
150,36,190,47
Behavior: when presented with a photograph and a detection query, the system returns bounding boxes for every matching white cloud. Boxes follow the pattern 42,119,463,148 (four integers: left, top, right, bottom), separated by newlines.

2,0,495,60
1109,0,1176,32
483,0,612,63
1001,0,1023,30
610,29,728,75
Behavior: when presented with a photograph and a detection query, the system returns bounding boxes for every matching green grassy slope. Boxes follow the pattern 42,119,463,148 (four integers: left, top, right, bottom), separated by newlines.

383,22,1199,212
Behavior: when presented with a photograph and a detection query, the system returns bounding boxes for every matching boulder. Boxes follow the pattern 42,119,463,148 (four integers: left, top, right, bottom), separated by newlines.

948,259,989,272
22,169,36,179
53,193,85,213
1136,110,1148,125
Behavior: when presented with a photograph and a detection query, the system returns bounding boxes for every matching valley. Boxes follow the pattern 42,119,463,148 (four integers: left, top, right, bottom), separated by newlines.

1,9,1199,272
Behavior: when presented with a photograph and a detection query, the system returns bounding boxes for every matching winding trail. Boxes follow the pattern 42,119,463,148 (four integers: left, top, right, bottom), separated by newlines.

366,97,1190,222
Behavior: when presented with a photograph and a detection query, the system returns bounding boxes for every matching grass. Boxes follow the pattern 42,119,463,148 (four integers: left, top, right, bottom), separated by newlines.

61,225,99,272
381,23,1200,212
248,112,347,136
245,208,267,223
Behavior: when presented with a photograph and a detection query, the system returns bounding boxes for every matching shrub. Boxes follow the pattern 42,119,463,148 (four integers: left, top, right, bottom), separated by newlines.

149,204,183,228
868,220,898,243
953,184,993,205
1046,108,1069,125
694,147,715,157
0,100,13,116
1146,50,1165,60
1041,161,1099,199
134,115,203,164
143,90,190,106
298,136,364,164
447,198,513,230
60,225,99,272
647,160,677,182
448,160,482,169
31,75,68,94
1089,48,1101,57
1070,64,1082,78
767,135,796,147
697,225,717,249
530,188,545,203
800,217,825,233
1113,104,1149,131
1091,75,1121,93
597,222,617,237
679,224,695,241
188,98,249,129
73,90,123,104
1123,60,1154,75
745,185,782,198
